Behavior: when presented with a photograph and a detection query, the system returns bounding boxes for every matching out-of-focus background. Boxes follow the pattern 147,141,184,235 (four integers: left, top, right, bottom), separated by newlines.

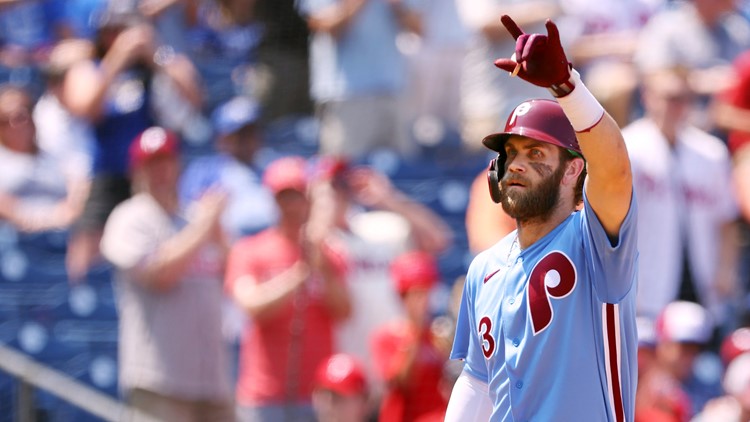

0,0,750,421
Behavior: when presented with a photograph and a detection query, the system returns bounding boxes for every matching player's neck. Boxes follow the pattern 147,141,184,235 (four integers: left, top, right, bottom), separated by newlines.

515,203,575,249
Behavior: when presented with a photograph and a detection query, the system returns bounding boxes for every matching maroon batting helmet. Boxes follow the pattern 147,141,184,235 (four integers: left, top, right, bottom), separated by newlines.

483,99,583,203
483,99,581,154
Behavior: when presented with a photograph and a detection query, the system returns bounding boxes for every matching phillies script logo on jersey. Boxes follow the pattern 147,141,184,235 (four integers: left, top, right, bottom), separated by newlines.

526,251,577,335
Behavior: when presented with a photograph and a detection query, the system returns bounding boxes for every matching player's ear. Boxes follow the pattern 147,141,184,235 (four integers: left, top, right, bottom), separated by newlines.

563,156,585,184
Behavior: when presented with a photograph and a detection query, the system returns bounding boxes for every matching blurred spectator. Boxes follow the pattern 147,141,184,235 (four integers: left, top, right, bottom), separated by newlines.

0,84,89,233
182,0,263,113
64,6,202,283
252,0,313,124
99,127,235,421
33,38,96,177
225,156,351,422
310,157,452,403
404,0,468,146
312,353,370,422
180,95,277,241
297,0,422,159
455,0,557,152
691,352,750,422
633,0,750,130
0,0,63,97
623,68,740,330
636,301,722,421
465,169,516,255
712,49,750,324
370,250,449,422
556,0,663,127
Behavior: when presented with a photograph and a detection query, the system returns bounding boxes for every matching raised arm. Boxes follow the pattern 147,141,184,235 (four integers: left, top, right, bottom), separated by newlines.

494,15,632,236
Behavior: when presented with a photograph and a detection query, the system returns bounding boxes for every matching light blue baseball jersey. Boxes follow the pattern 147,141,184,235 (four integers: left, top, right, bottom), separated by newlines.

451,192,639,422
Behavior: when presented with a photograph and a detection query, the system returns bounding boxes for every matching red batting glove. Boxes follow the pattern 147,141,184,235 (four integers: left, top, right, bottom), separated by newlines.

494,15,571,90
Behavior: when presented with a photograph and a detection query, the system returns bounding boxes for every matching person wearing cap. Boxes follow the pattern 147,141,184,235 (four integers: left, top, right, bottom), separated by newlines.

312,353,370,422
636,301,722,421
64,4,202,283
99,127,234,421
446,14,638,422
180,95,277,241
309,155,452,404
623,67,740,333
225,155,351,422
370,250,449,422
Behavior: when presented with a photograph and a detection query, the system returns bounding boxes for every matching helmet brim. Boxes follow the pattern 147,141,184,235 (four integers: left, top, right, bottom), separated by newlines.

482,127,582,155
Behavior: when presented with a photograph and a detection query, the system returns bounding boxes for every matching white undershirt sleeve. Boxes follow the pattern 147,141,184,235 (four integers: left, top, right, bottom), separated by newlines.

444,368,494,422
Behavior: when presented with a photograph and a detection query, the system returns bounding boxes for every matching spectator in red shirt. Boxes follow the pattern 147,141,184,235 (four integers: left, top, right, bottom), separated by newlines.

370,250,449,422
225,155,351,422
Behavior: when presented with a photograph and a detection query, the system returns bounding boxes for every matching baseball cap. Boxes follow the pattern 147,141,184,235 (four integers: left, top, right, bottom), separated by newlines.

262,156,308,195
128,127,180,170
655,301,713,344
315,354,367,396
390,250,440,295
212,96,260,137
720,327,750,366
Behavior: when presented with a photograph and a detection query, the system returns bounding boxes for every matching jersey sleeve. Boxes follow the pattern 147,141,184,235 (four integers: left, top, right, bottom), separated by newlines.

450,256,490,382
581,189,639,303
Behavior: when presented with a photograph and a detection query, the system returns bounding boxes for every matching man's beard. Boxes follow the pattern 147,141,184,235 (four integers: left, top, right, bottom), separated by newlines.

499,162,566,223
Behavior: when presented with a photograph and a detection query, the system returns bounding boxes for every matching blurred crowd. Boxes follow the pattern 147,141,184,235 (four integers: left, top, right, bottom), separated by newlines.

2,0,750,421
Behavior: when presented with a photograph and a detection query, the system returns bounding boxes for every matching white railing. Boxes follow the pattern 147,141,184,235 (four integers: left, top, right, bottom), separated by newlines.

0,342,157,422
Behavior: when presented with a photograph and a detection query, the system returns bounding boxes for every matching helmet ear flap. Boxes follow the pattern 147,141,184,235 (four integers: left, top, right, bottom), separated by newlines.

487,156,502,204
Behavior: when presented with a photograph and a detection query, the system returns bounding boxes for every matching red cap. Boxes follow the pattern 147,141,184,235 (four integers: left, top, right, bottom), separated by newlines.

390,251,440,295
720,327,750,366
315,354,367,396
128,127,179,170
262,156,308,195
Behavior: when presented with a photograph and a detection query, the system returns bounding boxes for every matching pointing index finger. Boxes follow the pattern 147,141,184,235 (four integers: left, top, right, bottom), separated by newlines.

500,14,524,40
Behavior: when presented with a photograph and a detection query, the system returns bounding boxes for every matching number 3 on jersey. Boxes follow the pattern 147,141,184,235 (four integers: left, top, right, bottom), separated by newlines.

479,316,496,358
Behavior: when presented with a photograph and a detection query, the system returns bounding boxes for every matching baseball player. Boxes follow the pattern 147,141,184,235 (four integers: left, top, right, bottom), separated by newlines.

445,15,638,422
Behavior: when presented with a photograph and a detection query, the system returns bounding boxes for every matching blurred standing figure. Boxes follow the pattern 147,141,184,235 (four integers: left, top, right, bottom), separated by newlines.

312,353,370,422
455,0,558,152
370,251,449,422
297,0,422,160
624,69,739,330
180,95,277,242
100,127,235,422
225,156,351,422
634,0,750,130
712,49,750,326
0,84,89,233
310,157,451,405
64,6,202,283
